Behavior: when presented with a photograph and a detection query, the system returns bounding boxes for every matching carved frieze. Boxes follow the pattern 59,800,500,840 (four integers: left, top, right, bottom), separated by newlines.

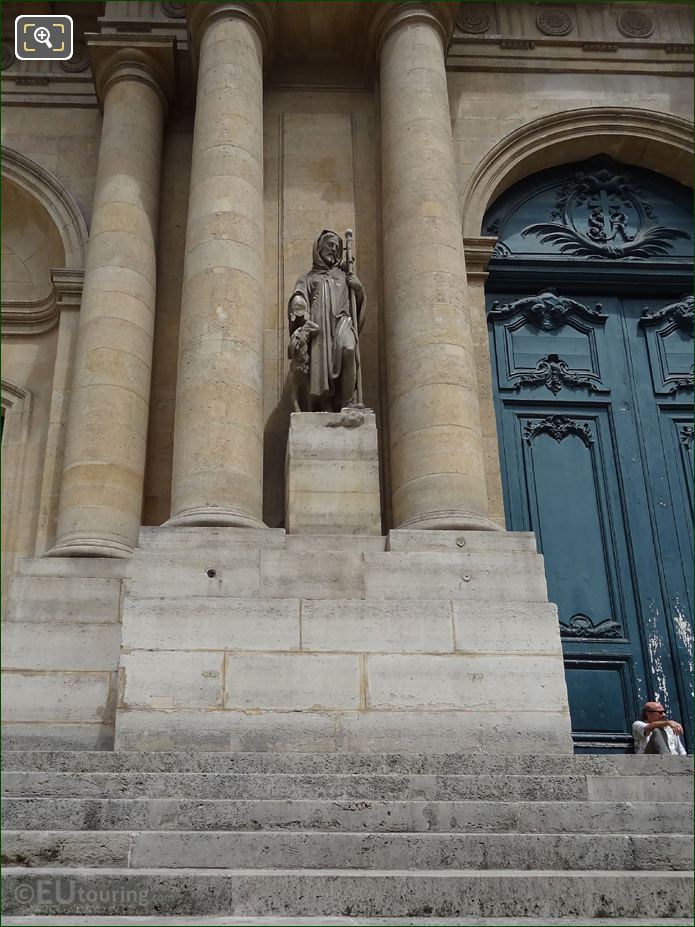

521,164,689,260
523,415,595,448
560,613,622,639
59,44,90,73
513,354,605,395
457,4,492,33
161,2,186,19
536,8,573,36
488,290,605,331
617,10,654,38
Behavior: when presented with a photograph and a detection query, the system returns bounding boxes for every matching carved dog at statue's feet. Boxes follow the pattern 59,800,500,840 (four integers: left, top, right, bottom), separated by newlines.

288,319,319,412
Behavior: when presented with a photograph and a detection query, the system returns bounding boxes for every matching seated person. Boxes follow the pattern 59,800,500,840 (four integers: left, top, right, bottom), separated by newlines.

632,701,687,755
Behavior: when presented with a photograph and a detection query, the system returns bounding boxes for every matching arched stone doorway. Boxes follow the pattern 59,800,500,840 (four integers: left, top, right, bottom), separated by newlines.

483,155,693,752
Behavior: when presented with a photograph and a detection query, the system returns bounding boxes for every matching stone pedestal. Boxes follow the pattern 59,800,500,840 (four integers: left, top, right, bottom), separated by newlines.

285,411,381,536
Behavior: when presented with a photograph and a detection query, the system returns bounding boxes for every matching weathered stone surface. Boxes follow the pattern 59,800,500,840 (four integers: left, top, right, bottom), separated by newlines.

120,652,224,710
3,797,692,835
3,867,692,917
6,575,122,624
286,535,386,552
224,654,361,711
2,672,112,723
0,725,116,752
0,772,592,802
366,654,567,711
113,709,575,754
127,551,261,598
387,531,537,553
137,527,286,550
3,751,692,777
588,775,693,802
363,552,548,601
452,603,562,654
301,600,453,653
2,621,122,671
286,412,381,536
259,551,365,599
3,830,690,873
122,598,300,651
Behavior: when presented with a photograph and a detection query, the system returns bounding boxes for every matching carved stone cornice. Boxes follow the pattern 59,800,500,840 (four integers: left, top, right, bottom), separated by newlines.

1,269,84,336
369,2,458,62
188,2,275,61
463,236,497,284
86,34,176,112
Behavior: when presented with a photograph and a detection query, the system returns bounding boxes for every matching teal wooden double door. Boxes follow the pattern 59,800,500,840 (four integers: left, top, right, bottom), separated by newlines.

484,158,693,751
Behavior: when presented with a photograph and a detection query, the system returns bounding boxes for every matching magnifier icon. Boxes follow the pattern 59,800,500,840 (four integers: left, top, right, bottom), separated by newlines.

33,26,53,49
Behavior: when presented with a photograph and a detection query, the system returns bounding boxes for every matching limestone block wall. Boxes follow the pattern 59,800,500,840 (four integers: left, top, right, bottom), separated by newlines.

2,558,125,750
1,108,101,227
2,182,65,302
449,72,693,205
112,527,572,754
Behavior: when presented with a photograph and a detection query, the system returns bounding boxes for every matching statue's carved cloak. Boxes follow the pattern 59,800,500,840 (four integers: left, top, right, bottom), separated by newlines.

289,232,356,402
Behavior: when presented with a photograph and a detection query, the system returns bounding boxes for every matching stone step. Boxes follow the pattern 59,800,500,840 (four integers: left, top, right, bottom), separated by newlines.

3,751,692,776
3,830,692,871
3,771,691,802
124,548,549,600
4,798,691,834
135,527,539,555
3,867,692,917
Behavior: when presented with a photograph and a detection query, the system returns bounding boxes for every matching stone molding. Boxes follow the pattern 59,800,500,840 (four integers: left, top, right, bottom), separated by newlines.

1,380,33,598
188,2,275,59
87,34,176,111
463,237,497,285
460,107,694,236
450,2,688,45
1,270,84,336
447,3,693,74
1,147,88,271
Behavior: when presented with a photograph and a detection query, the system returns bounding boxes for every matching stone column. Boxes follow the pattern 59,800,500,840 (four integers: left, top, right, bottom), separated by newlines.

377,4,497,530
167,3,271,528
49,38,174,557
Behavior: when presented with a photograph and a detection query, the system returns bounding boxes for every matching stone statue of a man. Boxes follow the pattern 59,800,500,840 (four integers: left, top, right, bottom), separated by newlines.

288,229,365,412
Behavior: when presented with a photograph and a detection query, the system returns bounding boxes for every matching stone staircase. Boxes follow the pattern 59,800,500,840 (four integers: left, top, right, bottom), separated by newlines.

2,751,693,919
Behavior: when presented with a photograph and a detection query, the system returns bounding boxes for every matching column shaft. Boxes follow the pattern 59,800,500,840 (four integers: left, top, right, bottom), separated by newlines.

379,7,496,530
50,57,166,557
168,7,267,527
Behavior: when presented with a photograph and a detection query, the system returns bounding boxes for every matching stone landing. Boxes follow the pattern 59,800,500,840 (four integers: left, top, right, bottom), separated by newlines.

3,527,572,753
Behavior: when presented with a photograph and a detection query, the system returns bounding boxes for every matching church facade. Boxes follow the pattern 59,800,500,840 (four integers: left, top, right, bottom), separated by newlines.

1,1,693,754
